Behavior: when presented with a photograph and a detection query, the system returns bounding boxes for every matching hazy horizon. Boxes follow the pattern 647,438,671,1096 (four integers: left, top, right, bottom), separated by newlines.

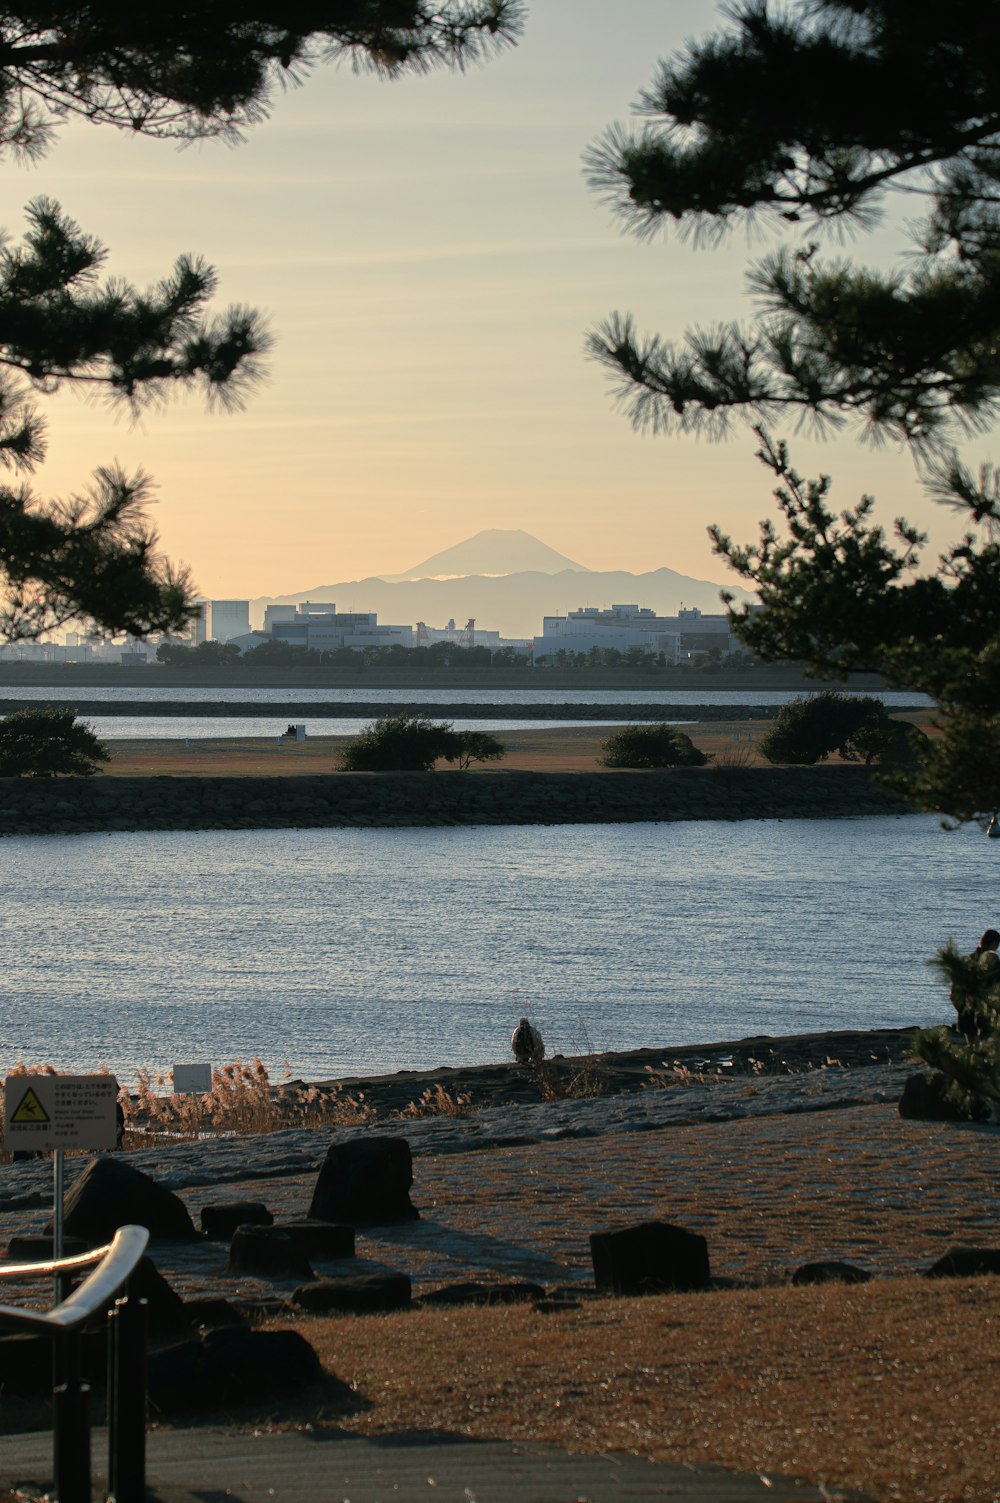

0,1,945,601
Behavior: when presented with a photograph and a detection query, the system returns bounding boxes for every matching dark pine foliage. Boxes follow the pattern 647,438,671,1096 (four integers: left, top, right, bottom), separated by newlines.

586,2,1000,826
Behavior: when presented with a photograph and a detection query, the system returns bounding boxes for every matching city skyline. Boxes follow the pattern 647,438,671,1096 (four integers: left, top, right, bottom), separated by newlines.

0,1,946,603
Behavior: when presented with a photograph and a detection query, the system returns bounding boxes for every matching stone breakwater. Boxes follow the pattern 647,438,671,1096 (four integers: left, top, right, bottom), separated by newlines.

0,699,791,721
0,766,912,836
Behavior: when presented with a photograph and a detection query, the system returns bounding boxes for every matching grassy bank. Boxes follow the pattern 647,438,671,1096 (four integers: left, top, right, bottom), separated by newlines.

279,1276,999,1503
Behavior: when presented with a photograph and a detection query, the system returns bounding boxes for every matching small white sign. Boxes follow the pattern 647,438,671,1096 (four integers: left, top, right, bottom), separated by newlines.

3,1074,119,1151
172,1062,212,1095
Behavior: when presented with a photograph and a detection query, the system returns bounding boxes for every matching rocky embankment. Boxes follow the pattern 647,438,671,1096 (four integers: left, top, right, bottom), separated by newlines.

0,698,791,721
0,765,913,836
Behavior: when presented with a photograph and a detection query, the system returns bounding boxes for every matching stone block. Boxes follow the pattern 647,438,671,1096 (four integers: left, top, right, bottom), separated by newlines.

228,1227,313,1281
309,1137,418,1226
201,1201,274,1239
291,1271,412,1314
590,1221,710,1295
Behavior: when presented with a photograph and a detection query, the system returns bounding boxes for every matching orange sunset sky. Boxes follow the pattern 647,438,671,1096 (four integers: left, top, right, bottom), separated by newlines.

0,1,962,602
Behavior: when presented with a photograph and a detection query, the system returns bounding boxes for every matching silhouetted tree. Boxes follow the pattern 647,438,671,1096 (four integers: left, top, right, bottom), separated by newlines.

757,691,908,766
444,729,505,770
0,2,523,643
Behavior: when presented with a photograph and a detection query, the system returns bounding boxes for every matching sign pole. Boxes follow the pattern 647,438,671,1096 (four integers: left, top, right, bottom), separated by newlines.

53,1146,64,1304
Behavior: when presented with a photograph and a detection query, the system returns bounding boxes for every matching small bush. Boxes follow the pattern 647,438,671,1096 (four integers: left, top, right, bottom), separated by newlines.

0,705,109,777
338,713,458,771
599,723,709,768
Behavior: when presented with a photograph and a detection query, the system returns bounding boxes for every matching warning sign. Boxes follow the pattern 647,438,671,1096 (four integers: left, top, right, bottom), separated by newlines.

3,1074,118,1151
10,1086,50,1124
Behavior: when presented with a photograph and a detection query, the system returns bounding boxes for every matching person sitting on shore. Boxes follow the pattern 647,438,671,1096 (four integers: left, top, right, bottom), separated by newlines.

953,929,1000,1039
511,1017,544,1065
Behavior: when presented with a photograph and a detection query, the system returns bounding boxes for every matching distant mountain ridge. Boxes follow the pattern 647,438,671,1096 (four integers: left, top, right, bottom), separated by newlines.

249,527,747,638
251,567,748,639
380,529,588,582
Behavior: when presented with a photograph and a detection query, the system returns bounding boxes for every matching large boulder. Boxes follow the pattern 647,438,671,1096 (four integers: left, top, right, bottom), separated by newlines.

148,1328,321,1414
47,1157,199,1244
590,1221,710,1295
925,1247,1000,1278
127,1257,191,1337
308,1137,419,1226
228,1227,313,1280
201,1201,273,1239
898,1072,988,1122
5,1234,89,1262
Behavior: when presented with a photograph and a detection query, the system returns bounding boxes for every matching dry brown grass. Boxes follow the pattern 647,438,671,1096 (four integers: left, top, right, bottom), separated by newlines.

272,1276,1000,1503
98,714,938,778
0,1060,374,1161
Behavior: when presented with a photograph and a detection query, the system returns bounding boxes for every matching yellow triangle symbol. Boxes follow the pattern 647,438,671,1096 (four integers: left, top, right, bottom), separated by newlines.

11,1087,50,1124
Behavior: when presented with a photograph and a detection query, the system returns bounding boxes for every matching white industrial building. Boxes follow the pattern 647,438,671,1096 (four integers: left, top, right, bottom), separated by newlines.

533,604,732,661
210,600,251,643
268,602,415,651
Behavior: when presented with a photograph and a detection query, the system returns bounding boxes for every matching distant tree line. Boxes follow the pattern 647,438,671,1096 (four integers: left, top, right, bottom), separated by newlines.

154,639,759,674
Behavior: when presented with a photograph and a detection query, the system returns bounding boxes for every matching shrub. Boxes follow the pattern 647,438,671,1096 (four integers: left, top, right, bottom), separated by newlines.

443,730,506,770
599,723,709,768
0,706,109,777
757,692,901,767
338,713,458,772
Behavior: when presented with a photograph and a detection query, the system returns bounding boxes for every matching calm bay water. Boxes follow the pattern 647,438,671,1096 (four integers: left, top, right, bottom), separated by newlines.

0,816,989,1085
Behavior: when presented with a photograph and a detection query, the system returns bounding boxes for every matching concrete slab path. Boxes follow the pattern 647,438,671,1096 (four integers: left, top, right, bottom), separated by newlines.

3,1425,872,1502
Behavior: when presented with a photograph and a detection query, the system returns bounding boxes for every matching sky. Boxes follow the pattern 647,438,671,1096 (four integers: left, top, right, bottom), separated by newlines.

0,0,966,603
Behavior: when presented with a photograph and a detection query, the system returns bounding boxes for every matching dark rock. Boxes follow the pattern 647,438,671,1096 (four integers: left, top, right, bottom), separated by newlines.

200,1201,273,1239
183,1297,247,1331
47,1157,199,1244
925,1247,1000,1278
0,1328,105,1396
275,1220,355,1260
590,1221,710,1295
419,1281,544,1308
308,1137,419,1226
5,1234,89,1262
228,1226,313,1280
146,1337,202,1412
898,1072,987,1122
148,1329,321,1415
202,1327,321,1404
290,1272,412,1314
0,1332,60,1395
792,1261,871,1286
126,1256,190,1336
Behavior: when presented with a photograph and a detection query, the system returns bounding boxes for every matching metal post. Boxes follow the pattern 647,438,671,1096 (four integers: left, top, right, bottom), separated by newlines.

53,1147,65,1304
53,1330,91,1503
106,1304,118,1495
108,1295,147,1503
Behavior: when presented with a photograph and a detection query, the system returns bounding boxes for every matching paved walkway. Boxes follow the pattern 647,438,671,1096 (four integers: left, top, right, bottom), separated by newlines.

3,1425,872,1501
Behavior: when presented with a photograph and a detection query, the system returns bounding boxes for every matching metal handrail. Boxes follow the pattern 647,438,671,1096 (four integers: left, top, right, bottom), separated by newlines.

0,1224,150,1503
